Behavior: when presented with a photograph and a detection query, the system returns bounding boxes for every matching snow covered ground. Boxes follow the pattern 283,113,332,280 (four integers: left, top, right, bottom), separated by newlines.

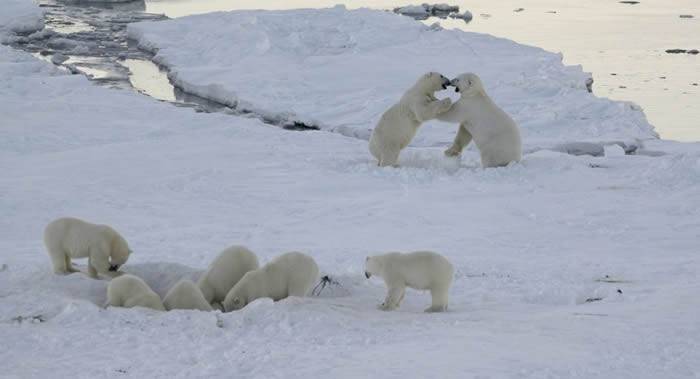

127,6,656,150
2,1,700,378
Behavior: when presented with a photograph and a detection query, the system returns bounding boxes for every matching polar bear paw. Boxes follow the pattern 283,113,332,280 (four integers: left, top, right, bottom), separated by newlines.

444,145,462,157
424,305,448,313
378,302,397,311
437,98,452,113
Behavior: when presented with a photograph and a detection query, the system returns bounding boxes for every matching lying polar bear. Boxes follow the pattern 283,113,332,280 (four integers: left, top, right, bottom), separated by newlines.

222,251,319,312
43,217,131,279
163,279,213,311
437,73,522,168
369,72,452,167
365,251,453,312
106,274,165,311
197,245,259,307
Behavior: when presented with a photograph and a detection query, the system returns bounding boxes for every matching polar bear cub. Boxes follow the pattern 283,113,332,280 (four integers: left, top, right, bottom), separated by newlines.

365,251,454,312
437,73,522,168
163,279,213,311
106,274,165,311
197,245,259,307
44,217,131,279
223,252,319,312
369,72,452,167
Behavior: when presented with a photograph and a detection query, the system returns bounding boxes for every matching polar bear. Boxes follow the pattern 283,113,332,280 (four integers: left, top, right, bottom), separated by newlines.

222,251,319,312
43,217,131,279
106,274,165,311
365,251,454,312
197,245,259,307
163,279,213,311
369,72,453,167
437,73,522,168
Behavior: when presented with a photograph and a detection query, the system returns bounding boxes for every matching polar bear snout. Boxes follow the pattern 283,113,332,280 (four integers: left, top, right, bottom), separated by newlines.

108,264,120,272
365,272,371,279
441,76,451,90
450,78,460,92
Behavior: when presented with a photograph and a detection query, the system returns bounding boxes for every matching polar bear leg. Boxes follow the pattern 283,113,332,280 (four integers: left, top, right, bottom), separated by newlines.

425,286,449,313
445,124,473,157
87,256,98,279
47,246,69,275
64,255,80,273
378,147,401,167
379,286,405,311
415,98,451,122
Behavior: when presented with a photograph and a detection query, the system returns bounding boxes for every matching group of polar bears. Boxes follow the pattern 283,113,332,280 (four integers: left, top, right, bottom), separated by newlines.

369,72,522,168
44,217,455,312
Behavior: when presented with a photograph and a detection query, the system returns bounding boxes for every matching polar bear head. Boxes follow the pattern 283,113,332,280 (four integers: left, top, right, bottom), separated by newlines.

222,271,255,312
109,232,132,271
364,255,384,279
413,72,451,94
450,73,485,96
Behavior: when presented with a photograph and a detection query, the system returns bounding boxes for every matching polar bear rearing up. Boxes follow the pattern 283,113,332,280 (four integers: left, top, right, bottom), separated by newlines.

437,73,522,168
369,72,452,167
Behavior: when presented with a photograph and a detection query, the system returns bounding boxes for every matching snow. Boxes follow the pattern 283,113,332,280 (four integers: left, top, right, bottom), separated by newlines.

2,1,700,378
0,0,44,41
127,6,657,151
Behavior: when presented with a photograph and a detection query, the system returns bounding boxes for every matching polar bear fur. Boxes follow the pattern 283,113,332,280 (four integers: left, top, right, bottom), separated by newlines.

437,73,522,168
369,72,453,167
163,279,213,311
106,274,165,311
222,251,319,312
197,245,259,307
365,251,454,312
43,217,131,279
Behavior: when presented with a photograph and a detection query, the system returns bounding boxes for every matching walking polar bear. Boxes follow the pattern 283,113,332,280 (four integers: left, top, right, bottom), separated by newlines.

197,245,259,307
163,279,213,311
438,73,522,168
223,252,319,312
43,217,131,279
369,72,452,167
365,251,454,312
106,274,165,311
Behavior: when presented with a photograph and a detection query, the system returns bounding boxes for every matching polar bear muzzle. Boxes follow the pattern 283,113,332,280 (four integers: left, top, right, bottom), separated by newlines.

108,264,119,272
365,271,371,279
441,76,450,90
450,78,460,92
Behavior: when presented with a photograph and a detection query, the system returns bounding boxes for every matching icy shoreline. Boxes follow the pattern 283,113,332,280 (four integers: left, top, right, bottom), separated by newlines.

128,6,657,150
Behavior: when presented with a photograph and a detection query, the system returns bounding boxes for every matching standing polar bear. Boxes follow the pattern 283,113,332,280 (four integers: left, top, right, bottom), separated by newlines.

197,245,259,307
43,217,131,279
106,274,165,311
163,279,213,311
223,252,319,312
365,251,453,312
369,72,452,167
437,73,522,168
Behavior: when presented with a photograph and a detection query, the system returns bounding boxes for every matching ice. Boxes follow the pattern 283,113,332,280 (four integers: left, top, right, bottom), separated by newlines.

128,6,657,151
604,144,626,157
2,1,700,378
0,0,44,40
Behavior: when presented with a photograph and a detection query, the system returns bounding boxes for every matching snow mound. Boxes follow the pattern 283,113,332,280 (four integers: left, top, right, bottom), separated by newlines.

128,6,657,150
